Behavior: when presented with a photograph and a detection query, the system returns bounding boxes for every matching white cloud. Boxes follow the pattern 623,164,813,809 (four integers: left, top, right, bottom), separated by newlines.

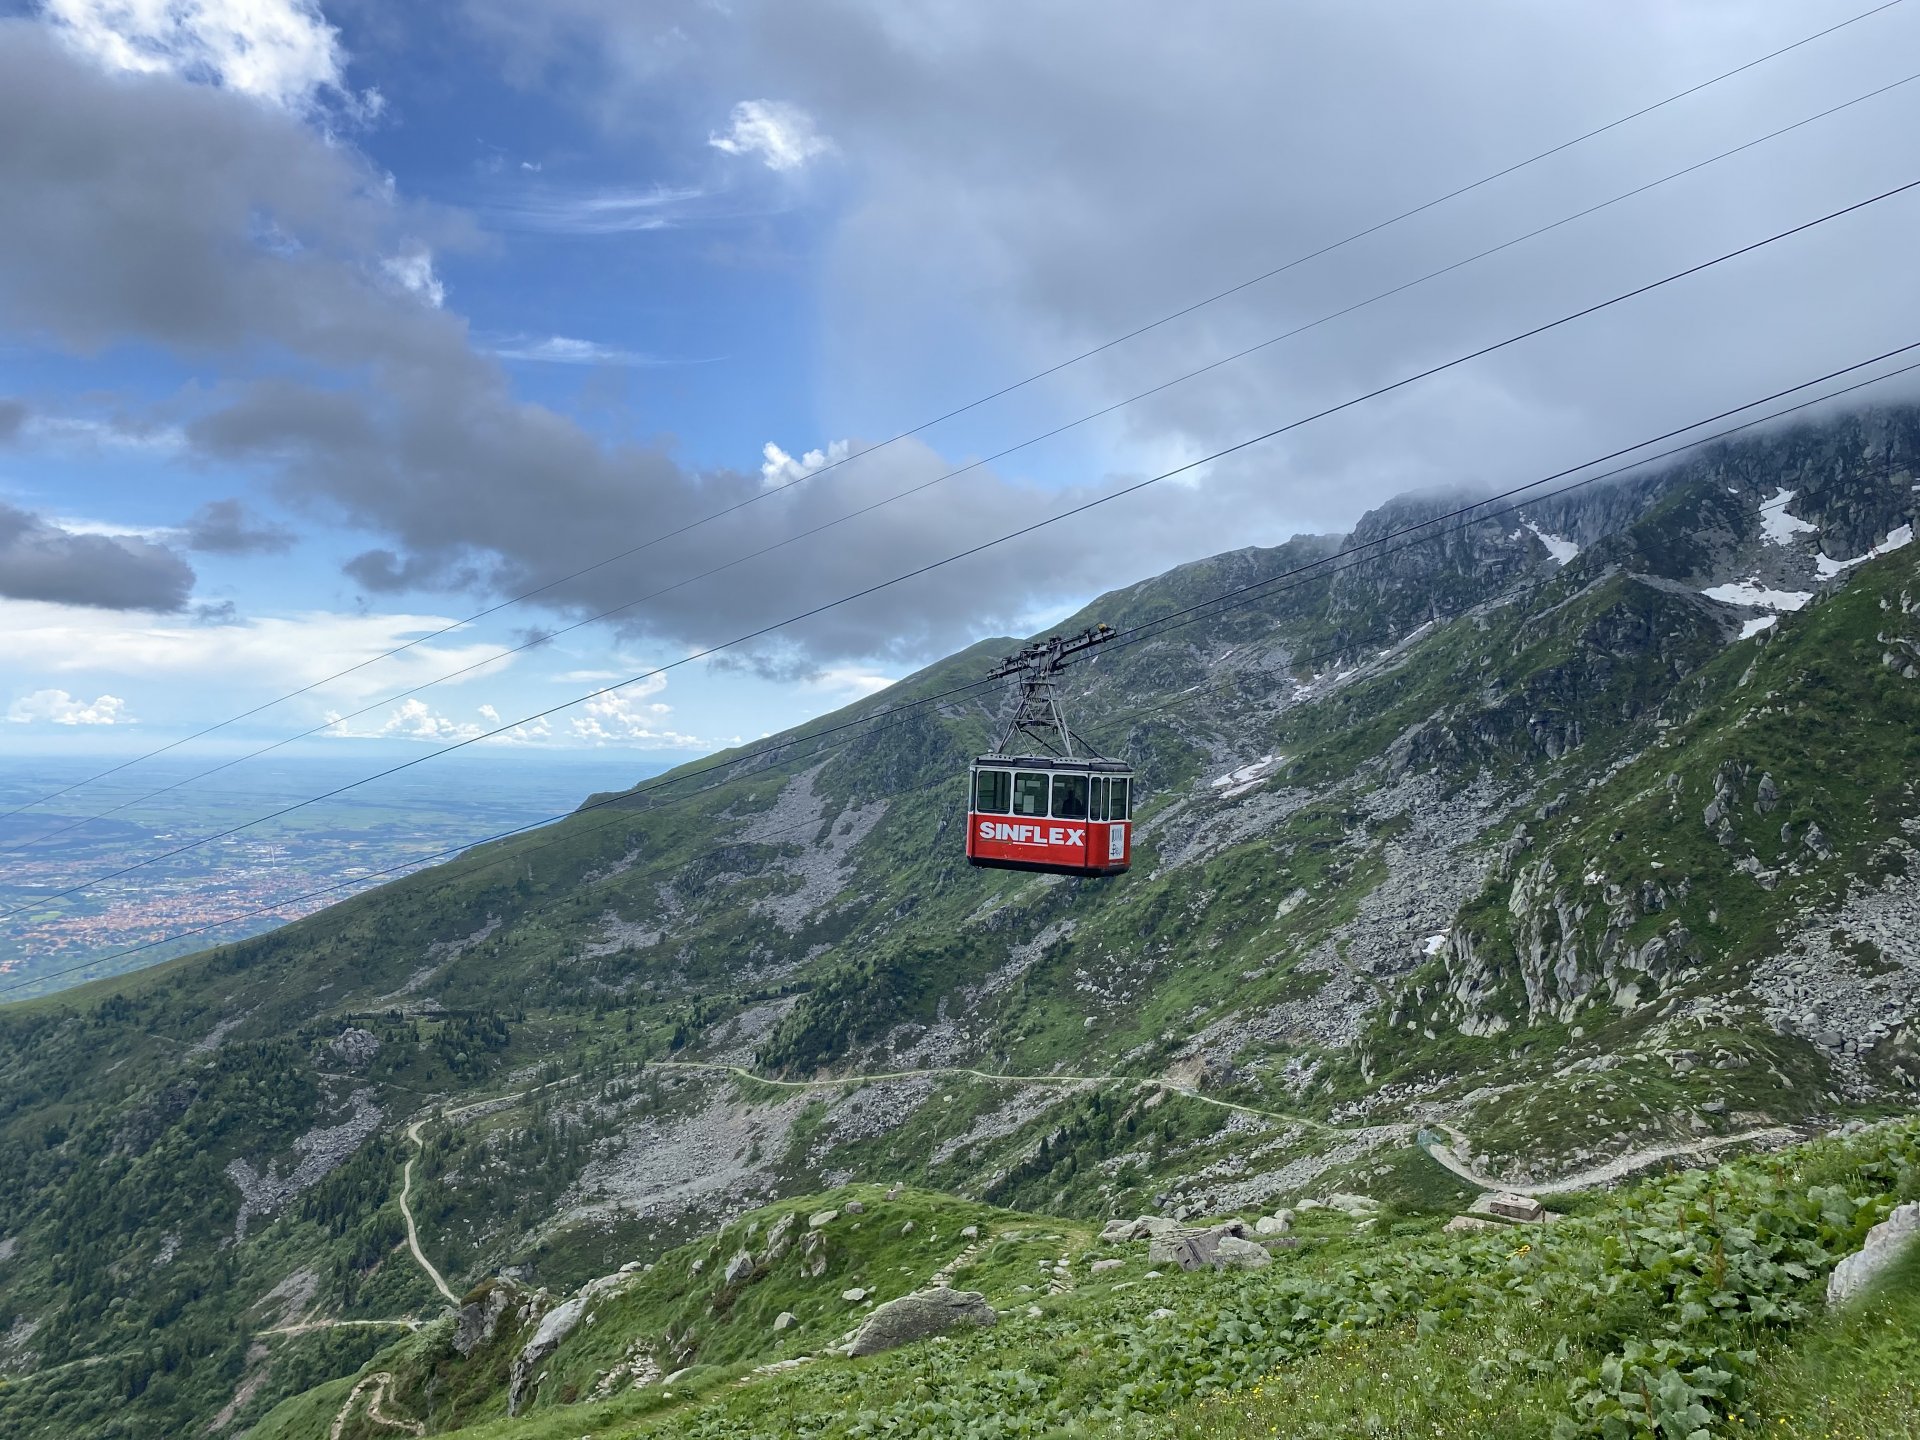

7,687,133,725
327,697,481,741
0,599,517,705
23,413,186,456
492,335,661,366
809,667,896,699
568,681,709,748
759,438,851,488
709,99,834,172
484,183,711,235
381,247,445,308
41,0,354,113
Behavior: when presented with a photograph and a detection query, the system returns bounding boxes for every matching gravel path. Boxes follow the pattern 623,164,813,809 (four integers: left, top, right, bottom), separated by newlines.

1425,1124,1798,1195
399,1120,459,1307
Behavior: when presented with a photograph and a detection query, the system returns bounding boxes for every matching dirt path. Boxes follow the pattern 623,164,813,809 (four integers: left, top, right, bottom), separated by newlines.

644,1058,1338,1132
260,1318,425,1338
328,1371,424,1439
399,1119,459,1307
1424,1124,1799,1195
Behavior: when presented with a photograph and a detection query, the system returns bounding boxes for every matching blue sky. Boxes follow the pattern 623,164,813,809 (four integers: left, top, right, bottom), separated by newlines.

5,0,1920,775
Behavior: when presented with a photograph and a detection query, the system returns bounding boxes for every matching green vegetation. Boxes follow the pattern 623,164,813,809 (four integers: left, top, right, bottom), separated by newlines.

3,412,1919,1434
240,1118,1920,1440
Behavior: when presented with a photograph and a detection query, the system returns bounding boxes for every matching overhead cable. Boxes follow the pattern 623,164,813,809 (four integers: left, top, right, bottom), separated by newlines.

10,340,1919,997
4,0,1900,825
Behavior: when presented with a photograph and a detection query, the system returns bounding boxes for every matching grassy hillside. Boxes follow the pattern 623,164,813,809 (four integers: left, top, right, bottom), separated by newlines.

242,1117,1920,1439
0,407,1916,1435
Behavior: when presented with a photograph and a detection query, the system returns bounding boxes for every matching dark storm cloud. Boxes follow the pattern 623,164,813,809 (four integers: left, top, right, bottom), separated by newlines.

0,502,195,611
180,498,296,555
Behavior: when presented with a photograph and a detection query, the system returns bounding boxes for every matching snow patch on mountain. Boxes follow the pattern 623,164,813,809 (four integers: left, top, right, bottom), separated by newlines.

1212,755,1280,799
1757,489,1817,546
1701,581,1813,611
1816,523,1916,579
1520,521,1579,564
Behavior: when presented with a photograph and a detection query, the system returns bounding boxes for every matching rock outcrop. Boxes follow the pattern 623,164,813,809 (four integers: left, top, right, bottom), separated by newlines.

846,1287,997,1358
1146,1221,1256,1272
1828,1202,1920,1305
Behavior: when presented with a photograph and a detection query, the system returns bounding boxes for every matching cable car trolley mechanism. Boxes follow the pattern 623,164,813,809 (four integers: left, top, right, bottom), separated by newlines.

966,623,1133,878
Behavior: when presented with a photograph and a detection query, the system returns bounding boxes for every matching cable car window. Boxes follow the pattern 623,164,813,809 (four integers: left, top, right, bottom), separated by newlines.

1052,773,1088,819
1089,776,1108,820
1109,777,1130,820
973,769,1012,814
1012,772,1050,817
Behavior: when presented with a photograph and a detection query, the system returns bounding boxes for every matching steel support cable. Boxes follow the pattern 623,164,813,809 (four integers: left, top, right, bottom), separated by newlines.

10,345,1918,998
4,176,1916,923
4,0,1900,826
14,68,1917,862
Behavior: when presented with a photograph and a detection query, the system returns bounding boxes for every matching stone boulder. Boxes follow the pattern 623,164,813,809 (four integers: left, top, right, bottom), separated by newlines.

773,1311,797,1331
1101,1215,1179,1243
1253,1213,1290,1236
1326,1193,1378,1215
761,1212,797,1264
846,1286,997,1358
1487,1194,1544,1223
844,1200,866,1215
723,1249,755,1285
1829,1202,1920,1304
1146,1222,1253,1272
1088,1258,1123,1274
1444,1215,1502,1233
507,1273,625,1415
809,1209,839,1229
1214,1236,1272,1271
327,1027,380,1068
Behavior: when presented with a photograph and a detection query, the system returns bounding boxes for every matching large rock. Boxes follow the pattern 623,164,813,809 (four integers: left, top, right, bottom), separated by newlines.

509,1294,584,1415
1147,1222,1252,1272
1253,1213,1290,1236
1326,1193,1378,1215
1828,1202,1920,1304
846,1286,997,1358
761,1211,797,1264
1100,1215,1181,1244
1487,1194,1544,1223
507,1273,625,1415
809,1209,839,1229
723,1249,755,1285
1214,1236,1272,1270
452,1280,520,1357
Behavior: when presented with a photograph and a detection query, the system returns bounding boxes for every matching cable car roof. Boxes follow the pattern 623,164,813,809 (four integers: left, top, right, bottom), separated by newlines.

970,754,1132,772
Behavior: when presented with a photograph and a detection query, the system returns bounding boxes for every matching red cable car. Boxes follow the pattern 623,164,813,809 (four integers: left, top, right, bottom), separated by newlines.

965,625,1133,878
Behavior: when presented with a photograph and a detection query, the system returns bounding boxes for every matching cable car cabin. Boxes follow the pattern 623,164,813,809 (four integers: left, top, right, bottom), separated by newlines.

966,756,1132,877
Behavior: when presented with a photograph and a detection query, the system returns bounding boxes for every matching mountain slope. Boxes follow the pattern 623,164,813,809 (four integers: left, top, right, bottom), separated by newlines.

0,403,1916,1437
